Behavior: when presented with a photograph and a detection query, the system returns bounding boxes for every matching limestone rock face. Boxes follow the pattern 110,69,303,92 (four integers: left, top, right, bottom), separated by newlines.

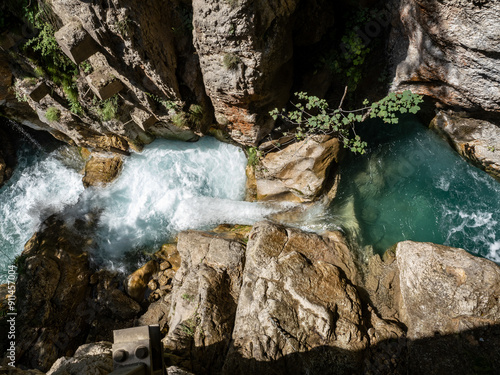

430,111,500,180
46,342,113,375
391,0,500,112
223,221,367,375
396,241,500,339
256,135,341,202
163,230,246,374
82,154,124,188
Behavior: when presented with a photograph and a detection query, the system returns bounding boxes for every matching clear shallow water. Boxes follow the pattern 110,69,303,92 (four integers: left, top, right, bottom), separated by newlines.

324,118,500,261
0,137,277,280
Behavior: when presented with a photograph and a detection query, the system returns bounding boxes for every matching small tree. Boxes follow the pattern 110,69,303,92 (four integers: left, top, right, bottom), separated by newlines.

270,88,423,154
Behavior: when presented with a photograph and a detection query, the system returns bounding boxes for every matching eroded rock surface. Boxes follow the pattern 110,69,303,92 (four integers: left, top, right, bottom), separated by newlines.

430,111,500,180
82,153,124,188
391,0,500,113
46,342,112,375
256,135,341,202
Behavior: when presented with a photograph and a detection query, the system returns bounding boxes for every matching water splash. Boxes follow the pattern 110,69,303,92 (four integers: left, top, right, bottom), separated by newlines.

5,119,45,152
0,136,279,279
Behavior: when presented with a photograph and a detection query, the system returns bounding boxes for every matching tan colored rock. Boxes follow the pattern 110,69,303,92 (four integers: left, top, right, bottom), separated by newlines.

396,241,500,338
125,260,159,302
430,111,500,181
256,135,341,202
82,154,123,188
164,230,246,374
223,221,368,374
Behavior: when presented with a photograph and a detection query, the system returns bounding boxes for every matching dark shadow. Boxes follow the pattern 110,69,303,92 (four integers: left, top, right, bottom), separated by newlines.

164,324,500,375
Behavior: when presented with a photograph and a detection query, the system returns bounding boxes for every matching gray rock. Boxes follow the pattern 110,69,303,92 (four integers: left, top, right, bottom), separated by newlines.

430,111,500,180
46,342,112,375
390,0,500,112
163,230,246,374
396,241,500,339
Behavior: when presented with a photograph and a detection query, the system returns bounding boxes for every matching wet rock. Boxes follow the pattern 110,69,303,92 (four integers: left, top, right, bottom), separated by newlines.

46,342,112,375
256,135,341,203
125,260,159,302
390,0,500,112
82,153,124,188
430,111,500,181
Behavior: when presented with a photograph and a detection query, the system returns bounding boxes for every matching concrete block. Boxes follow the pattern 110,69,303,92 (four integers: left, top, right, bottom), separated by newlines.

55,21,99,64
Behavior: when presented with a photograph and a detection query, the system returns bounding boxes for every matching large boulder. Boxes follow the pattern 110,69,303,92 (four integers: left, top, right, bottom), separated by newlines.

163,230,246,374
223,221,369,375
256,135,341,202
430,111,500,180
13,215,141,371
82,153,124,188
390,0,500,113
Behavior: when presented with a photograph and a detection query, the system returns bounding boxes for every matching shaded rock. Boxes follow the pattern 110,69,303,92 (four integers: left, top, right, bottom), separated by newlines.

390,0,500,112
256,135,341,202
82,154,123,188
163,230,246,374
46,342,112,375
430,111,500,180
395,241,500,374
15,216,93,371
0,126,16,188
223,221,367,375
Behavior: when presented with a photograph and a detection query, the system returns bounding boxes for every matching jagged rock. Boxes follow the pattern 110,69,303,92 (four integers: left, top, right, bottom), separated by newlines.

223,221,367,374
46,342,112,375
163,230,246,374
15,216,93,371
54,20,99,65
430,111,500,180
390,0,500,112
82,154,124,188
256,135,341,202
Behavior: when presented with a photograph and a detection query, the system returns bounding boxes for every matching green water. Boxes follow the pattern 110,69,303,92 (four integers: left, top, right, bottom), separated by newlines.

327,117,500,261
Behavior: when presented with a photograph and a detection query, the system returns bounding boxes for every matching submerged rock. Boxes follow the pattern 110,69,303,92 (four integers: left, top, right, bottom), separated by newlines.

430,111,500,181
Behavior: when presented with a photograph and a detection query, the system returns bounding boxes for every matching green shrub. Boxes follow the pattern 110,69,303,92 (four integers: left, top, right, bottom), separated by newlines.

223,53,241,70
247,147,261,166
46,107,61,122
98,96,119,121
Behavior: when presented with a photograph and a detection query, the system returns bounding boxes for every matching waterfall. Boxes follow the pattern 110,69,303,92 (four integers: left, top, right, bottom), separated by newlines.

0,136,280,280
4,118,45,152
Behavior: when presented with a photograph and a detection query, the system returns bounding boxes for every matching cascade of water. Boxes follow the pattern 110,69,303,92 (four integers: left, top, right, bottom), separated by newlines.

5,119,45,152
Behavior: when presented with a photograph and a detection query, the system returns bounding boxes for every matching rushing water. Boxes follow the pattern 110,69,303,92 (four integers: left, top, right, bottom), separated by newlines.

0,136,277,280
324,117,500,261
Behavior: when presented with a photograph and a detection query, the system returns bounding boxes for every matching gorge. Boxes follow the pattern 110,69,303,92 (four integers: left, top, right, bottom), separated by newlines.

1,0,500,374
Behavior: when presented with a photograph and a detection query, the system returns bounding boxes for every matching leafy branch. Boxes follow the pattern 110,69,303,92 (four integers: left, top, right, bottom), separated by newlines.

270,89,423,154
